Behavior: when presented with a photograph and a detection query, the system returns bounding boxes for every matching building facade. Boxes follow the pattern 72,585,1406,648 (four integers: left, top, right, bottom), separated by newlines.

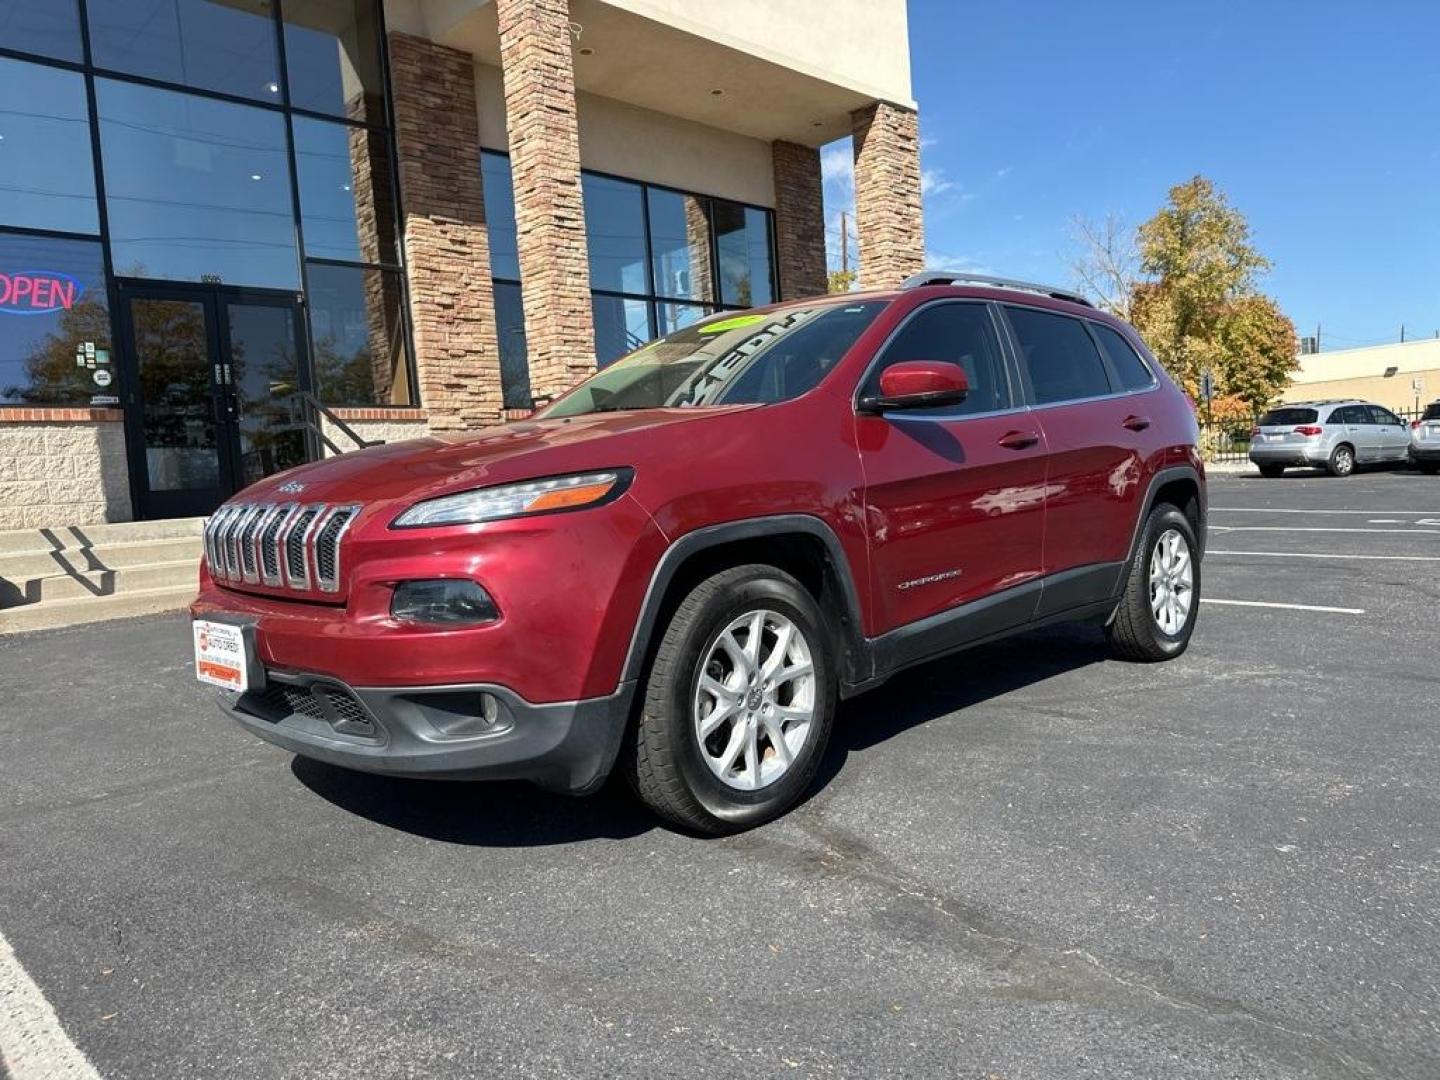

1281,339,1438,415
0,0,921,528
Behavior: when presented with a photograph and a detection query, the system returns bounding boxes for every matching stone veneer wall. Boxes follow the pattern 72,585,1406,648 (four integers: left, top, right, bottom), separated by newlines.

319,411,432,457
851,102,925,288
770,141,828,300
388,33,504,430
0,411,131,529
495,0,597,402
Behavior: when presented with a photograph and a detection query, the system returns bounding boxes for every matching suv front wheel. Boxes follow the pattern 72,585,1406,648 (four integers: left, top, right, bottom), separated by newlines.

1107,504,1201,661
626,564,836,834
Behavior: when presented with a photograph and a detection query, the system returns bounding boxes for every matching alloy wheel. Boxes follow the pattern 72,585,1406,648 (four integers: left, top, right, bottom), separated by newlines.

1148,528,1194,636
693,609,816,791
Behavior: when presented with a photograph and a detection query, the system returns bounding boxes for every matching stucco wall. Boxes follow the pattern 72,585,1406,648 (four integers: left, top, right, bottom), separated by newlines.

474,61,776,206
1281,371,1438,416
0,419,132,530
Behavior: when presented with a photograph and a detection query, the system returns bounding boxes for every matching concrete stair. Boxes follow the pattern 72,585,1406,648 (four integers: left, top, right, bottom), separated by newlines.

0,518,204,634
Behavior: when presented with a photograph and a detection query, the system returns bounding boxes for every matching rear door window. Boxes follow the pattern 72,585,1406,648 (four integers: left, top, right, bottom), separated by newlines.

1090,323,1155,391
1369,406,1403,426
1259,407,1318,426
1005,306,1113,405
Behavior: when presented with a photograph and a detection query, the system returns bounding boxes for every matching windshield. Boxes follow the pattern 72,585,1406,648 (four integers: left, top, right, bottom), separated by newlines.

539,302,887,418
1259,407,1318,426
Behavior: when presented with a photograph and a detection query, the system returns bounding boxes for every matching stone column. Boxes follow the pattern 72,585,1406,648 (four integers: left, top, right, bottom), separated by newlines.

495,0,596,402
770,141,828,299
851,102,925,288
388,32,503,431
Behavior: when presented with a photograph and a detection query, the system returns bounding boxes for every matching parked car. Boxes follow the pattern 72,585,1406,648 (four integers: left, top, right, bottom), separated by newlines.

1249,400,1412,477
1411,401,1440,474
190,272,1206,834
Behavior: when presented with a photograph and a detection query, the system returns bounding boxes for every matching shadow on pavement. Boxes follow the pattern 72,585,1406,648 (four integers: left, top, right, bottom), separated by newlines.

293,622,1110,844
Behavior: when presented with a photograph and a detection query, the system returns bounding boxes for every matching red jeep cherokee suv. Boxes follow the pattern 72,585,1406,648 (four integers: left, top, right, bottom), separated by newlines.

191,273,1204,834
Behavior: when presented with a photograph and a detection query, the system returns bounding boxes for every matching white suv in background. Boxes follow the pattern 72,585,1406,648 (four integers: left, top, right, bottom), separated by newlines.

1250,400,1412,477
1411,401,1440,475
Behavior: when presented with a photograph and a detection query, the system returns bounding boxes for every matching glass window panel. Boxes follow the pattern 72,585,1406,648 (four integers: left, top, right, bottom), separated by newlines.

592,294,651,368
283,0,385,125
493,282,531,408
88,0,280,103
98,79,298,288
0,234,112,405
132,297,219,491
1005,306,1113,405
714,200,773,308
0,0,83,62
0,58,98,233
648,189,712,302
583,174,646,295
294,115,396,264
481,151,519,281
306,261,411,405
227,301,306,484
1090,322,1155,391
863,302,1009,416
655,300,710,337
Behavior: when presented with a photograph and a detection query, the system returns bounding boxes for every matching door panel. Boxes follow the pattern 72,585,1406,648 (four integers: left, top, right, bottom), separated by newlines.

126,293,228,519
223,300,307,488
855,300,1045,637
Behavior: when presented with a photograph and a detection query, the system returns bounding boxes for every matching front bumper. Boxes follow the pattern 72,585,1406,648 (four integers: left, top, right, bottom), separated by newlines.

217,670,634,794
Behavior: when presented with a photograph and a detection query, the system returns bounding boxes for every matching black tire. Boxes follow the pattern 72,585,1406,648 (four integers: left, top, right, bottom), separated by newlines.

624,564,837,835
1258,464,1285,478
1327,443,1356,477
1106,503,1200,662
1420,462,1440,476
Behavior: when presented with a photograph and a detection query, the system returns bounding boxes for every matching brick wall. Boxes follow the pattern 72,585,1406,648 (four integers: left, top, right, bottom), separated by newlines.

388,33,504,431
771,141,828,300
495,0,597,402
0,414,131,529
851,102,925,288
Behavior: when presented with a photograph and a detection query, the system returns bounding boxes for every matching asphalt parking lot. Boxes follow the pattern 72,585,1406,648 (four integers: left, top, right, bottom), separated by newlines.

2,469,1438,1079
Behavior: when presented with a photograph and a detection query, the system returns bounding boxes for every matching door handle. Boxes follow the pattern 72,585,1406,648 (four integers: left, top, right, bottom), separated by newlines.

998,430,1040,450
1123,415,1151,431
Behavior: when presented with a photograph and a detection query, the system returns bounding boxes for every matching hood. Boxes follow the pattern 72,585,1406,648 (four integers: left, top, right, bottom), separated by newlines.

236,407,758,512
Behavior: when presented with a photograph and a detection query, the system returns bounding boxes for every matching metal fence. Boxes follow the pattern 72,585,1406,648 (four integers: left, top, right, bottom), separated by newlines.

1202,407,1427,466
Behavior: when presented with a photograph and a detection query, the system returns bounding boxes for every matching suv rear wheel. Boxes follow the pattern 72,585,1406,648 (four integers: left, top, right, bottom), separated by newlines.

1327,443,1356,477
626,564,836,834
1107,504,1200,662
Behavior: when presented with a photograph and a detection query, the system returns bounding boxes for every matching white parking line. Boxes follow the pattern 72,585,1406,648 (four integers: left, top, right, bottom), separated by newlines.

1212,507,1440,516
1208,549,1440,562
1209,525,1440,534
0,930,101,1080
1202,598,1365,615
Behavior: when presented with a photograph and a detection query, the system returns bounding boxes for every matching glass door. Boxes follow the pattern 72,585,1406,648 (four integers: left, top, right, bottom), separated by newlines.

118,282,309,519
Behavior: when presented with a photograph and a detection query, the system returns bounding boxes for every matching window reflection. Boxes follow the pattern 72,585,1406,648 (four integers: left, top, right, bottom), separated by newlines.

0,234,111,405
98,79,298,287
0,58,98,234
283,0,386,125
88,0,280,103
714,201,773,308
294,115,396,264
584,174,647,295
481,151,520,281
592,294,651,368
493,282,531,408
648,189,712,302
656,301,710,337
306,262,411,405
0,0,83,62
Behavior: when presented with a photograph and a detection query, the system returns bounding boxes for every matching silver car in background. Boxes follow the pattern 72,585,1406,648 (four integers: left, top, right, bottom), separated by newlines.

1249,400,1413,477
1411,401,1440,475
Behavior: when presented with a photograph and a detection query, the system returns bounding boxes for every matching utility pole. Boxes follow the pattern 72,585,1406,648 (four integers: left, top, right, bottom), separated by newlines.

1315,323,1321,352
1401,324,1406,343
839,210,850,275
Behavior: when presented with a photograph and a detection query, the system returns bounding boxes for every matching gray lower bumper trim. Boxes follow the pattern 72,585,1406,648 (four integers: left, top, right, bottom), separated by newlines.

219,676,635,794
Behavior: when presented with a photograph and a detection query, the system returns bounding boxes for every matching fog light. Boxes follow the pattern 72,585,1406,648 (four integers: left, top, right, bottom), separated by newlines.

391,579,499,625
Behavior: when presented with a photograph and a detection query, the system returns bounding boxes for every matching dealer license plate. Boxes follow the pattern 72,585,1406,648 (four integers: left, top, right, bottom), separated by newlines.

193,619,249,692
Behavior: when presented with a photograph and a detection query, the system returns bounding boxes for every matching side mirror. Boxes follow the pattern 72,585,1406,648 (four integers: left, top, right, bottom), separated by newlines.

860,361,969,413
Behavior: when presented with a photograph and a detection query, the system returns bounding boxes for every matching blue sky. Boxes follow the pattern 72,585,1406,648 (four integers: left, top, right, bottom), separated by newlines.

823,0,1440,351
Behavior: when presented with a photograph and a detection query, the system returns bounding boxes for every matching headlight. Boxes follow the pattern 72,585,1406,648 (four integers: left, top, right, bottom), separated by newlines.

391,470,629,528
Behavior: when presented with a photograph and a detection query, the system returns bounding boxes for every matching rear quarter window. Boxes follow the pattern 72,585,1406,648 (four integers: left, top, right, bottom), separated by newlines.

1259,407,1319,426
1090,323,1155,391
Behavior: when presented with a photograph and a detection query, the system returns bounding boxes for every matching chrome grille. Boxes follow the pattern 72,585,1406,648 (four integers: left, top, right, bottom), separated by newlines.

205,500,360,594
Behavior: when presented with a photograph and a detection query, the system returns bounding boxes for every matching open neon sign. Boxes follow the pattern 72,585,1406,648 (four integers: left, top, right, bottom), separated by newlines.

0,271,83,315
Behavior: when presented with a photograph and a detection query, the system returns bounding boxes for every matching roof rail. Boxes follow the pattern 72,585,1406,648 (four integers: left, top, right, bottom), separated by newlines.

901,270,1093,308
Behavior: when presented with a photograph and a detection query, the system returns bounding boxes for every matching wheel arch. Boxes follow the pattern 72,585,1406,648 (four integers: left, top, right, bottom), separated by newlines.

1124,465,1207,568
620,515,871,691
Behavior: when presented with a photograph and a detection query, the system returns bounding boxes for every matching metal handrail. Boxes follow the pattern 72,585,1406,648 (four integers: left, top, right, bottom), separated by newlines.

296,392,383,456
901,270,1093,308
